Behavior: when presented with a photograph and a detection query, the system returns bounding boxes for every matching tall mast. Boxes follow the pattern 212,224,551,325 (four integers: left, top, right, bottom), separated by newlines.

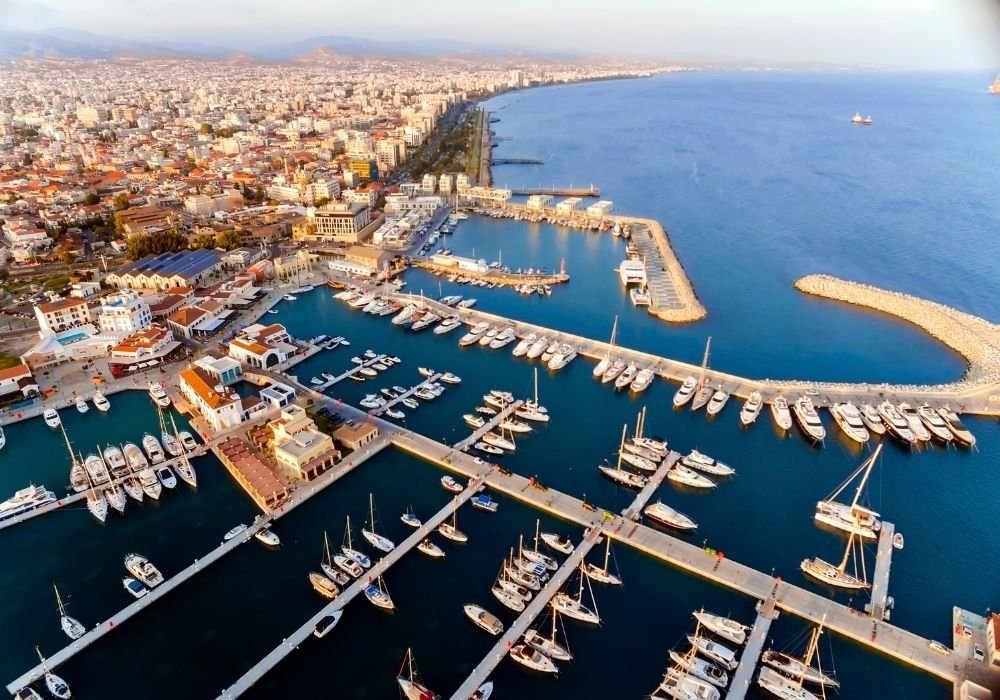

850,444,882,510
534,518,541,551
616,423,627,470
323,531,331,565
799,615,826,689
603,536,612,572
700,336,712,381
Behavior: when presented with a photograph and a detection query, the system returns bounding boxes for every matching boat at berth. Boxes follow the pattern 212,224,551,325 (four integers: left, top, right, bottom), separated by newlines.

739,391,762,425
770,395,793,431
792,397,826,442
829,402,870,443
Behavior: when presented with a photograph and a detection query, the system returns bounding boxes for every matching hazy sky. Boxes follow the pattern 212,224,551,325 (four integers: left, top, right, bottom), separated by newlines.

2,0,999,68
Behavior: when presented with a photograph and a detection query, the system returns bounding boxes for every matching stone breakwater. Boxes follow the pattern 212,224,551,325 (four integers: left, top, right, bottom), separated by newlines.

795,274,1000,388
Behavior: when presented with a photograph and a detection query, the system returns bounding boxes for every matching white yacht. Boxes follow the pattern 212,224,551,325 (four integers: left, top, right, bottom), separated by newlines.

792,397,826,442
489,327,516,348
464,604,504,636
223,524,248,542
86,487,107,523
858,403,886,435
155,465,177,489
657,667,722,700
690,382,714,412
459,322,491,346
687,635,738,670
644,500,697,530
396,649,439,700
142,434,166,464
440,372,462,384
673,376,698,407
148,382,170,407
692,611,748,645
548,345,578,371
770,396,793,431
526,336,549,359
417,539,446,558
630,367,655,393
309,571,340,600
681,450,735,477
83,453,110,485
178,431,198,451
509,642,558,674
757,667,821,700
43,408,61,429
899,403,932,443
161,432,183,457
0,485,56,523
477,326,500,346
705,388,729,416
876,401,916,445
541,532,574,555
391,304,418,325
614,363,638,389
512,333,537,357
0,426,5,450
599,463,648,489
313,610,343,639
433,316,462,334
102,445,127,475
125,553,164,587
75,397,89,414
123,443,148,471
668,465,716,489
87,389,111,420
937,407,976,447
740,391,763,426
255,525,280,548
138,468,161,500
552,568,600,624
361,493,395,553
123,577,147,599
916,404,954,442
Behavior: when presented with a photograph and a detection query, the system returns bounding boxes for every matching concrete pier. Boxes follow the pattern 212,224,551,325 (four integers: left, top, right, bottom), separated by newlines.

866,522,896,621
303,353,387,392
453,399,522,450
369,373,441,417
727,594,779,700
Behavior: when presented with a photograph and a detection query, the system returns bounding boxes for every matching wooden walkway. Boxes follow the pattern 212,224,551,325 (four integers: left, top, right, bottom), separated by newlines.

448,529,602,700
453,400,523,450
727,594,779,700
4,436,392,696
216,475,488,699
866,522,896,621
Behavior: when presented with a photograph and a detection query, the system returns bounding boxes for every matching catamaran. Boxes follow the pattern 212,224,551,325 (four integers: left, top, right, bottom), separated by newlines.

54,584,85,640
693,610,748,645
771,396,793,431
361,493,395,553
740,391,763,426
814,444,883,540
792,397,826,442
829,402,870,443
552,566,600,624
396,648,440,700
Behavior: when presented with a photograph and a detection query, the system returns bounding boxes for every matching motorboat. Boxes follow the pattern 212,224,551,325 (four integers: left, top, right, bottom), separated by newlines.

83,453,110,485
123,576,147,599
313,610,343,639
0,485,56,523
690,383,714,412
178,431,198,451
124,553,164,587
148,382,170,407
770,396,793,431
877,401,916,445
360,394,385,410
476,405,498,416
464,604,503,636
333,553,364,578
509,642,558,674
644,501,697,530
916,404,954,442
499,419,532,434
681,450,735,477
309,571,340,600
899,403,932,443
75,397,89,414
283,293,298,302
471,495,499,512
418,366,436,378
410,312,441,331
673,376,698,407
547,345,578,371
417,539,446,558
122,442,148,470
392,305,418,325
512,333,537,357
138,469,161,500
525,336,549,360
359,366,378,378
457,298,477,308
668,650,729,688
161,432,183,457
614,363,638,389
937,407,975,446
142,434,165,464
155,465,177,489
540,532,574,555
828,402,870,443
668,465,716,489
459,322,491,346
102,445,127,475
630,367,655,393
401,398,419,410
740,391,762,426
364,575,394,610
223,524,248,542
489,327,516,349
693,611,748,645
858,403,886,435
478,327,500,346
705,388,729,416
441,475,464,493
463,414,486,429
0,426,4,450
43,408,61,429
792,397,827,442
14,687,42,700
687,635,738,670
92,390,111,412
440,372,462,384
255,525,281,547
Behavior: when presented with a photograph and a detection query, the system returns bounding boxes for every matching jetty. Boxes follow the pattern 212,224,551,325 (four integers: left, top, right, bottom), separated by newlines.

304,353,388,392
409,258,570,287
215,474,488,699
509,185,601,197
453,399,522,450
491,158,544,165
727,594,779,700
866,522,896,621
369,373,441,417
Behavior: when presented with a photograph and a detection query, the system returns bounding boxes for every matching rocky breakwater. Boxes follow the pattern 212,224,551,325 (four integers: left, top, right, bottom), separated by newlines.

795,274,1000,389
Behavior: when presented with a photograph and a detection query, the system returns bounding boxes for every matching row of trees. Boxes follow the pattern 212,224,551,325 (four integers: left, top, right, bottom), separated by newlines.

124,228,244,260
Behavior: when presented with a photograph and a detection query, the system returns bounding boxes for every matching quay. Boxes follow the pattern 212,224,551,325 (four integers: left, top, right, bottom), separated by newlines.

726,594,779,700
490,158,544,165
453,399,522,450
215,473,489,699
866,522,896,621
509,185,601,197
385,292,1000,415
5,429,393,696
408,258,570,287
448,529,602,700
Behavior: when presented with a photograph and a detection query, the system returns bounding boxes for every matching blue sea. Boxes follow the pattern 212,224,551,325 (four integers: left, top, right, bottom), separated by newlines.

1,71,998,699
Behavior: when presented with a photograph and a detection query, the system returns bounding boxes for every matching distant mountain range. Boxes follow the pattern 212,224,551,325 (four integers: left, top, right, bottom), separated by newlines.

0,28,582,62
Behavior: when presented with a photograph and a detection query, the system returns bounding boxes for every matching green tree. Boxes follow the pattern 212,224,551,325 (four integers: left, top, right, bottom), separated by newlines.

113,193,131,211
192,233,217,249
83,193,100,205
216,230,241,250
313,197,330,208
124,230,189,260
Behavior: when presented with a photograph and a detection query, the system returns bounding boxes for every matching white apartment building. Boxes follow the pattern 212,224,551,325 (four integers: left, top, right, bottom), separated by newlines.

34,297,92,334
384,194,443,214
308,203,372,243
98,290,152,335
438,174,454,195
420,174,436,195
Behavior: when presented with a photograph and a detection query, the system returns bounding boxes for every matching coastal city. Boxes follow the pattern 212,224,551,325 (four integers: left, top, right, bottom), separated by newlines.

2,5,1000,700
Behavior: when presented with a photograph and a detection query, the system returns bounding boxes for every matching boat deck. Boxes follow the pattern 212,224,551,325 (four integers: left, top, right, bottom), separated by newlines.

866,522,896,621
727,594,779,700
453,399,523,450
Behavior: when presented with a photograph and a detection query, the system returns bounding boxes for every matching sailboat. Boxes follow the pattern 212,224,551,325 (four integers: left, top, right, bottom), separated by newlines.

35,648,71,700
814,444,883,540
598,424,649,489
690,337,714,411
364,574,395,610
759,617,837,698
320,531,350,586
169,415,197,487
801,515,870,590
341,516,371,568
396,648,440,700
515,367,549,422
668,645,730,688
525,605,573,661
583,535,623,585
522,524,558,571
361,493,395,553
54,584,85,640
552,565,600,624
437,507,468,543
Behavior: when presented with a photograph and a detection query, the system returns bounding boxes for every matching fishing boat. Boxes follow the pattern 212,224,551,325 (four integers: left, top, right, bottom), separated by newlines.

541,532,574,555
851,112,873,126
142,434,165,464
35,649,71,700
937,407,975,446
583,535,623,585
92,390,110,412
464,604,503,636
916,404,954,442
364,574,395,610
124,553,163,587
309,571,340,599
123,577,146,599
668,465,716,489
829,402,870,443
148,382,170,407
341,516,371,568
313,610,343,639
155,465,177,489
681,450,735,477
673,376,698,407
644,500,698,531
899,403,932,443
552,566,600,624
43,408,61,429
54,585,85,640
814,444,883,540
770,396,793,431
693,610,748,645
255,525,280,548
438,509,468,543
509,643,558,674
687,635,738,670
396,648,440,700
877,401,916,445
362,493,395,553
441,475,464,493
668,649,729,688
740,391,763,426
800,522,870,590
75,397,88,414
525,608,573,661
705,388,729,416
792,397,826,442
0,484,56,523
